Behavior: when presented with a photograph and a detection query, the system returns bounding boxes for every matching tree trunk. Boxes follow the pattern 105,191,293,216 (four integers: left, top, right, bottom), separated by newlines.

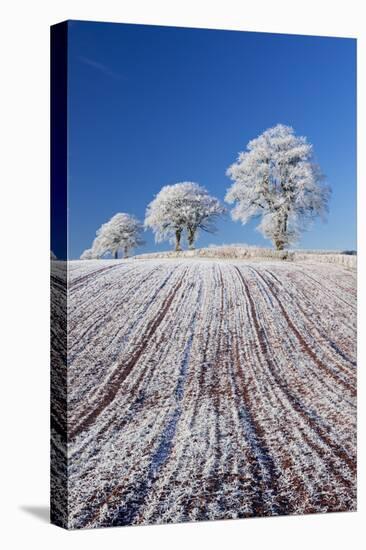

124,246,129,258
175,229,182,252
114,250,118,259
274,212,288,251
188,227,196,249
274,240,285,251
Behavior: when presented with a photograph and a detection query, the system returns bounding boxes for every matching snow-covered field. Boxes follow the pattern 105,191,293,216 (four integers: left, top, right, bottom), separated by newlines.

132,247,357,268
55,258,356,528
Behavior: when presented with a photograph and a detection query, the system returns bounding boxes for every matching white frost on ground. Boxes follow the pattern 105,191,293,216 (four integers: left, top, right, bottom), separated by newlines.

54,258,357,528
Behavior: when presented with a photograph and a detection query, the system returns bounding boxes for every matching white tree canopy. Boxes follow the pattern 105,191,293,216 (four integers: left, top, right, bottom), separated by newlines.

225,124,331,250
91,213,144,259
80,248,94,260
144,182,225,250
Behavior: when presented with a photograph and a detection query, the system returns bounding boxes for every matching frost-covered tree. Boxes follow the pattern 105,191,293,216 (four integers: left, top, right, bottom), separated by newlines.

92,213,144,259
184,185,226,249
226,124,331,250
144,184,186,251
144,182,225,251
80,248,94,260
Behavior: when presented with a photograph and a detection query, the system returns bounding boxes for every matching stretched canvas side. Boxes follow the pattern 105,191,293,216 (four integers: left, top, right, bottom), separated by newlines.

50,21,68,529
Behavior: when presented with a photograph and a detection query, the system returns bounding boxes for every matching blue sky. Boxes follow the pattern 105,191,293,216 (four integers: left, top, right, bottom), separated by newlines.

66,21,356,259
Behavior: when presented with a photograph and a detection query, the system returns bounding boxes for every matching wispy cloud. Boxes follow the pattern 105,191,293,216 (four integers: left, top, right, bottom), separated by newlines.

79,56,125,81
